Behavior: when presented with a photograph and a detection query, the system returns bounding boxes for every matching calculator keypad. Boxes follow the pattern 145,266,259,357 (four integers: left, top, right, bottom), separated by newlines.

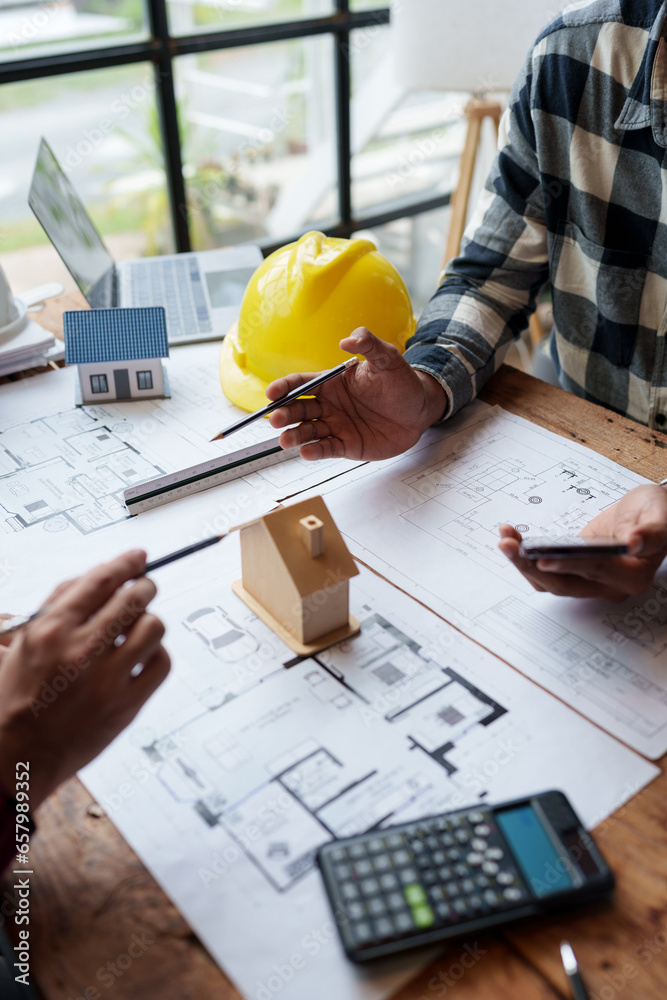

324,809,528,952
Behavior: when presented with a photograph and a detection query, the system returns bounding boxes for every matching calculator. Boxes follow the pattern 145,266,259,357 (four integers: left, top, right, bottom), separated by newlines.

317,790,614,962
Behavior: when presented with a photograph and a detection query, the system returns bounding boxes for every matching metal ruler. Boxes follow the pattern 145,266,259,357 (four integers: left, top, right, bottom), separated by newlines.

123,437,298,515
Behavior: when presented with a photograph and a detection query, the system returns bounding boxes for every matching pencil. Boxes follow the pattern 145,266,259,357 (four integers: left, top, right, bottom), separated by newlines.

141,532,227,573
210,356,359,442
0,533,228,639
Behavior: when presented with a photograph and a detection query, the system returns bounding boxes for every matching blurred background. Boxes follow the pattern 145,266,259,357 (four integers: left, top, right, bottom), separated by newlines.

0,0,490,317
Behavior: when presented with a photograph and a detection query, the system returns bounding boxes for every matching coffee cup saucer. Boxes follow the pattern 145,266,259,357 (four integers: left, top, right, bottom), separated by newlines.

0,297,28,340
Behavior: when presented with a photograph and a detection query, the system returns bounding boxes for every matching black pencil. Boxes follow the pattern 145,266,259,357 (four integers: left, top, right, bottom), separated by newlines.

141,533,227,574
0,534,228,638
210,356,358,442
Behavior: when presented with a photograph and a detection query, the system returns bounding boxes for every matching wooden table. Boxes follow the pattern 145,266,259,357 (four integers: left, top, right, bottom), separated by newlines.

2,297,667,1000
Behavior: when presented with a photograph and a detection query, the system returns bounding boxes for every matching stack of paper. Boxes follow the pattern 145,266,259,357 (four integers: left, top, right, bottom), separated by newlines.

0,314,60,376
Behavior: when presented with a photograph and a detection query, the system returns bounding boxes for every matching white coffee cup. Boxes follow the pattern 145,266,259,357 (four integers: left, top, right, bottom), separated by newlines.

0,265,12,328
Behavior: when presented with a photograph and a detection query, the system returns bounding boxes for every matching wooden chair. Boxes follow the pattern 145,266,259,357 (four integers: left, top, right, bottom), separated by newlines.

443,97,544,349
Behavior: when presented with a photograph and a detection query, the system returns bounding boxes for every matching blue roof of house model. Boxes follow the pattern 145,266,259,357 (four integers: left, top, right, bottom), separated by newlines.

64,307,169,365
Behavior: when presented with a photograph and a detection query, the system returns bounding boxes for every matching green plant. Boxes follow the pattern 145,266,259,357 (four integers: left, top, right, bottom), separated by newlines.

113,95,237,253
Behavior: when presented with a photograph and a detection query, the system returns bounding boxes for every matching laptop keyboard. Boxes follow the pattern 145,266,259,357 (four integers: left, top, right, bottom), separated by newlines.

127,257,213,341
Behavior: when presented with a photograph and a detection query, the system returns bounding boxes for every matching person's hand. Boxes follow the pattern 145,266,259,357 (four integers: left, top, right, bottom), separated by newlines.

498,484,667,601
267,327,447,461
0,550,170,808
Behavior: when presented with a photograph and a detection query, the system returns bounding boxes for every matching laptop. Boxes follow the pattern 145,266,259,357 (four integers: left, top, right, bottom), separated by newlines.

28,138,263,345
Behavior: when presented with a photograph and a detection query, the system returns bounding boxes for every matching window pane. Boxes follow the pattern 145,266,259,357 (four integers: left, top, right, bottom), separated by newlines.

0,0,147,63
176,36,337,249
0,65,174,297
357,211,536,373
354,207,450,314
350,23,466,218
168,0,333,38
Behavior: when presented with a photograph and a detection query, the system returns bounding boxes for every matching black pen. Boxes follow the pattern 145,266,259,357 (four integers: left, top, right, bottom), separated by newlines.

0,533,229,639
210,356,359,442
560,941,589,1000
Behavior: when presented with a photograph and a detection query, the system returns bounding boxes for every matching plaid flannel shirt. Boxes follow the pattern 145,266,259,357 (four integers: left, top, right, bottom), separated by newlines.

405,0,667,430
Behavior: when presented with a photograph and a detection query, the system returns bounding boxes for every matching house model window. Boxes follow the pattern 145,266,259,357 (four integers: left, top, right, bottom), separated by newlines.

137,370,153,390
90,374,108,394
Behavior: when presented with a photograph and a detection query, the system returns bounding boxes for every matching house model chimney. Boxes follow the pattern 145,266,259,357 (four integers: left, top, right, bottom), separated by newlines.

300,515,324,558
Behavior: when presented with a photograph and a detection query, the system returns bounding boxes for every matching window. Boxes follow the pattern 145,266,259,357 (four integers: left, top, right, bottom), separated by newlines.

0,4,463,303
137,370,153,390
90,374,108,393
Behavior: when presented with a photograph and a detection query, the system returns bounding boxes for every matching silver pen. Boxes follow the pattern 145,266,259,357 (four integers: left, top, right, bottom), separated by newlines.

560,941,589,1000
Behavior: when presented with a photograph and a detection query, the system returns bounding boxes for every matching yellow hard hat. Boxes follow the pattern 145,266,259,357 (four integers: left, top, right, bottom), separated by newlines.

220,231,415,412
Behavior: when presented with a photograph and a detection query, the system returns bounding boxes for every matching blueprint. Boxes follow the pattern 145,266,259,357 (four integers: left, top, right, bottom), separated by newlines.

79,544,657,1000
2,360,663,999
0,343,364,538
307,407,667,758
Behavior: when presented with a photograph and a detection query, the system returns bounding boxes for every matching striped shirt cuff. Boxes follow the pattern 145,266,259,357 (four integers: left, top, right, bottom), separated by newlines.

405,343,474,422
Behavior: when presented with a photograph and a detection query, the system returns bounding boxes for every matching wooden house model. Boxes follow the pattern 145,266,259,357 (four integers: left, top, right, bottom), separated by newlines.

232,496,360,655
64,307,170,406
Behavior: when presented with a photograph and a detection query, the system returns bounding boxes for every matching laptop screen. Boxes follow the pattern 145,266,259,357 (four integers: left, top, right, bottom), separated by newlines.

28,138,115,308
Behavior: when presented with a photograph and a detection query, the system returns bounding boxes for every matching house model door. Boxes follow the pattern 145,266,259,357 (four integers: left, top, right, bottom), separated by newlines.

113,369,131,399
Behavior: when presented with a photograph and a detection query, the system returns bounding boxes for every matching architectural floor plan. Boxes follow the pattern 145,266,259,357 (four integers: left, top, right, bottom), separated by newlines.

138,602,510,893
80,549,657,1000
0,407,168,534
311,407,667,758
4,360,664,1000
396,408,633,574
0,344,363,538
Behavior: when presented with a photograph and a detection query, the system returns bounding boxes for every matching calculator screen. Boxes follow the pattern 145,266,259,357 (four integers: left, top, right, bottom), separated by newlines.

496,805,575,898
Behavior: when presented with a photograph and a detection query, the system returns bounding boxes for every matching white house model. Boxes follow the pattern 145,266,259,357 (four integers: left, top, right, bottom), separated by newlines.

64,307,170,406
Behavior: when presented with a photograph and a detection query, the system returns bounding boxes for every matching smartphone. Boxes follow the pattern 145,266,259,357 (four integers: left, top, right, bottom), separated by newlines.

317,790,614,963
518,536,629,560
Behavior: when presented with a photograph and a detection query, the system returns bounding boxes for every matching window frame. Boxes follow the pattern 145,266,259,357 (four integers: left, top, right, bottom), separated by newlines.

90,373,109,394
0,2,451,256
136,369,154,390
